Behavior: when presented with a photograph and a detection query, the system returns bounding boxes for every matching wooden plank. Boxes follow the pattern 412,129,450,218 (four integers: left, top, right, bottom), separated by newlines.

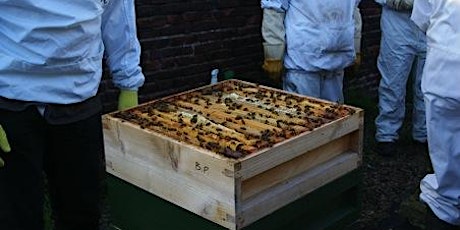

349,110,365,163
106,152,238,229
240,134,352,201
237,152,360,229
237,112,362,180
103,116,238,229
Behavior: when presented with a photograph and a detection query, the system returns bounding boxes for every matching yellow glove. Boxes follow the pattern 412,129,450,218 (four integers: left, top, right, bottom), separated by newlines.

0,125,11,168
262,59,283,83
262,43,284,84
118,89,139,111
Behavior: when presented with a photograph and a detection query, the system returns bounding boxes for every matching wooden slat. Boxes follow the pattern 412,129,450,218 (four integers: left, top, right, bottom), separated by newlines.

236,111,362,180
240,134,352,201
237,152,360,229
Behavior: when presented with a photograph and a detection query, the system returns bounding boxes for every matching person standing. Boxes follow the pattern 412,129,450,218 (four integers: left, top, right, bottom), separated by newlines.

260,0,362,103
373,0,428,156
411,0,460,228
0,0,145,229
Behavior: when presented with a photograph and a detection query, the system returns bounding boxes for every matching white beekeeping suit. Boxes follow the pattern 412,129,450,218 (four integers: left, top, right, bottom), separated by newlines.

261,0,362,103
373,0,428,157
412,0,460,226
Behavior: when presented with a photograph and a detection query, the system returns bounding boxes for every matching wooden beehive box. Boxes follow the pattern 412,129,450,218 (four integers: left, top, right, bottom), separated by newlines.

103,79,364,230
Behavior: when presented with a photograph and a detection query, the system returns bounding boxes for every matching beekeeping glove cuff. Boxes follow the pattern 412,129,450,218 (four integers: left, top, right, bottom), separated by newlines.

261,9,285,48
261,8,286,83
118,89,139,111
262,43,285,83
0,125,11,167
387,0,414,11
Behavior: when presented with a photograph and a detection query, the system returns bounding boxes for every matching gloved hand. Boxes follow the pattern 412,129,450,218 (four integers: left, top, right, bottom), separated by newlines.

262,43,285,84
261,8,285,84
118,89,139,111
0,125,11,168
387,0,414,11
262,59,283,82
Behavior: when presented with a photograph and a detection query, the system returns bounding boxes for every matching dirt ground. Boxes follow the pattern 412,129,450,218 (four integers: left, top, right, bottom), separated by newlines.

342,92,432,230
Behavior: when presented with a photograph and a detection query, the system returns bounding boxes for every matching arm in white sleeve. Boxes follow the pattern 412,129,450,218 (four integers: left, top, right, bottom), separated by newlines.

262,9,285,46
102,0,145,90
354,6,363,53
411,0,432,32
261,8,285,59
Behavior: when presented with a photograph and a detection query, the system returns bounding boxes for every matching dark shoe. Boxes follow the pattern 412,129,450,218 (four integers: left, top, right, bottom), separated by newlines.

425,206,460,230
400,190,426,229
400,195,460,230
374,141,397,157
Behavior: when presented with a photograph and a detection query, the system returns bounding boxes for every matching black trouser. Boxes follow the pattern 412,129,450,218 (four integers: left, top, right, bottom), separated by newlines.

0,106,106,230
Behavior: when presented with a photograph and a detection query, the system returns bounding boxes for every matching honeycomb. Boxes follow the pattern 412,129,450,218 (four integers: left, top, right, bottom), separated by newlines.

111,80,356,159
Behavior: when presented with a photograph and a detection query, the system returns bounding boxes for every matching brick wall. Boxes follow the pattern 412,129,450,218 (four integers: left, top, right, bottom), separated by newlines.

100,0,383,113
345,0,382,96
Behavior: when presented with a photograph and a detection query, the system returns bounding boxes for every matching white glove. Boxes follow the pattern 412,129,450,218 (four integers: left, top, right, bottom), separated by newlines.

387,0,414,11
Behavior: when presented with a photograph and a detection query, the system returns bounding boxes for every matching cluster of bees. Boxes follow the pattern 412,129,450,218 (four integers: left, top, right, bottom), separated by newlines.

112,81,356,159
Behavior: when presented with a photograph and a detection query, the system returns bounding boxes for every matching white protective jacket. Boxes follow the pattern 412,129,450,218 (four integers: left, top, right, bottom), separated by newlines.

412,0,460,225
0,0,145,104
412,0,460,99
261,0,361,72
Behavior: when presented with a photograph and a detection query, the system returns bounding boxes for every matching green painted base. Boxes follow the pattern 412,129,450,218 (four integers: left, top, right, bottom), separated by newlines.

107,169,362,230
